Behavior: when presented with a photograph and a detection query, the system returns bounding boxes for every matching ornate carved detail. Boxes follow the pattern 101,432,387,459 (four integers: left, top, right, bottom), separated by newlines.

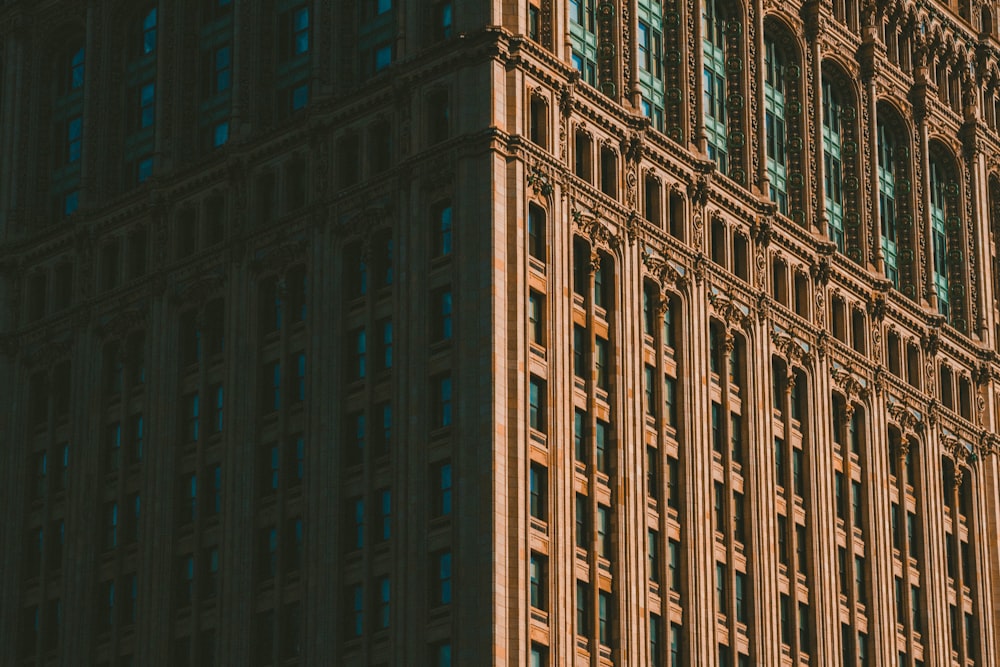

692,253,707,286
99,309,147,341
771,329,812,369
941,433,970,487
596,0,617,97
250,240,308,276
23,340,73,369
172,273,226,306
527,164,554,198
642,248,684,295
832,365,865,422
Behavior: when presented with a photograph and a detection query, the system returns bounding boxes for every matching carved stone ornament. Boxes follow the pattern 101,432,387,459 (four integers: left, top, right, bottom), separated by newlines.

771,329,812,370
99,309,147,342
172,273,226,306
941,433,969,488
887,400,919,455
527,164,554,198
572,208,615,249
831,366,866,421
642,247,684,297
250,240,308,277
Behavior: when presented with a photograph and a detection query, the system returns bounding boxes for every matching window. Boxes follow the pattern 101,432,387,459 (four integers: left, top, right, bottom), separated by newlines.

528,204,546,261
595,420,610,474
529,291,544,346
597,504,611,558
530,553,547,610
574,410,587,463
432,550,452,605
376,577,390,629
433,462,453,516
433,374,453,428
877,118,899,287
529,97,548,148
702,0,728,173
348,498,364,550
760,37,788,215
735,571,747,623
595,337,609,390
432,288,453,341
667,539,683,593
575,130,592,181
598,591,612,646
576,581,590,636
378,319,393,371
600,146,617,197
822,77,845,252
576,494,589,548
929,152,953,319
346,584,363,637
648,530,660,582
529,376,545,433
348,328,366,381
529,464,547,521
432,200,453,256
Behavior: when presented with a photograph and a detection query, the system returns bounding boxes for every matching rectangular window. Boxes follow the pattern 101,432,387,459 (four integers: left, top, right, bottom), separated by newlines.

595,420,610,474
529,376,545,433
433,288,453,341
735,571,747,623
666,455,679,509
433,550,452,605
594,336,609,390
528,205,546,261
664,376,678,427
855,555,867,605
529,464,547,521
378,319,392,371
597,504,611,558
574,410,587,463
792,448,804,496
644,365,656,416
715,562,727,616
433,462,452,516
711,402,722,452
433,374,453,428
376,576,390,629
432,200,452,256
573,326,586,378
576,494,589,549
377,488,391,541
576,581,590,637
529,291,544,346
668,539,681,592
648,529,660,583
530,553,547,610
598,591,612,646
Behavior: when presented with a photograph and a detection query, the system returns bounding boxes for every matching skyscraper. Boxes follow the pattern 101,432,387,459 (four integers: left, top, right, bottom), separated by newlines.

3,0,1000,665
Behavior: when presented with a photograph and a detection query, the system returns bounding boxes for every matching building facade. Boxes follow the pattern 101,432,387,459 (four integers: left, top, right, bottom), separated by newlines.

3,0,1000,666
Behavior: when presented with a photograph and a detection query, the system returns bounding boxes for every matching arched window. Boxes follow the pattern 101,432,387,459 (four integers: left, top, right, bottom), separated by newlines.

123,6,158,187
929,157,949,315
877,102,917,299
764,35,787,215
702,0,728,173
988,175,1000,341
822,78,845,252
51,38,85,218
927,145,968,329
877,119,898,287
